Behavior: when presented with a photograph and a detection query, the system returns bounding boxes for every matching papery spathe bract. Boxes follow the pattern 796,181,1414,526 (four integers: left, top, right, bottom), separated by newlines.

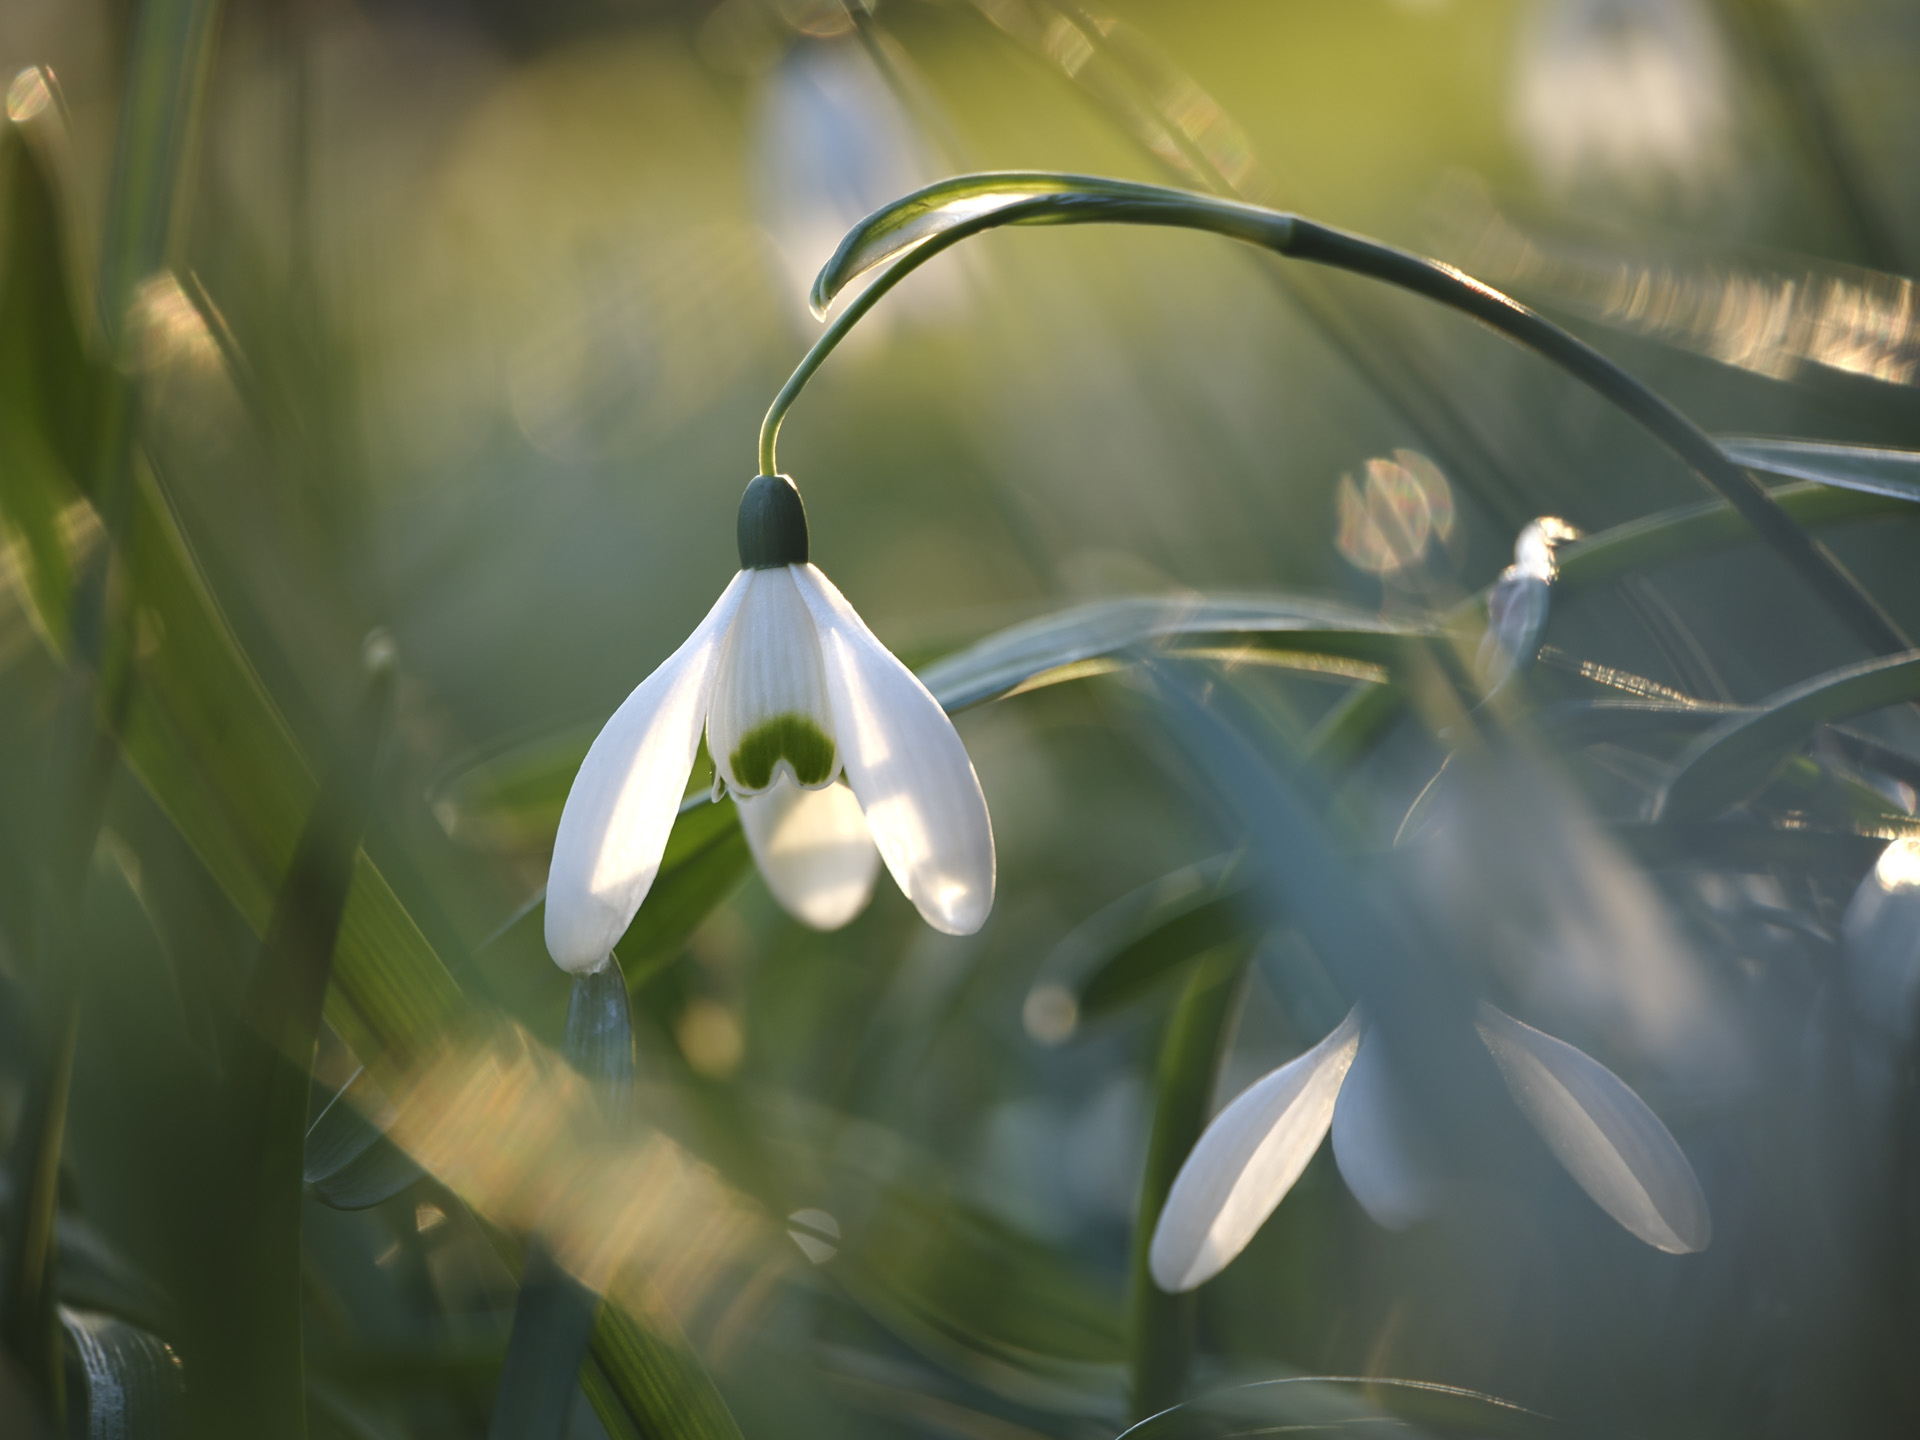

544,475,994,974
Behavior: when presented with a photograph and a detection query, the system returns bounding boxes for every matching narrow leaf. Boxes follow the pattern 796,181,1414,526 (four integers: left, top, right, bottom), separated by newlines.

1720,437,1920,504
488,1247,599,1440
303,1073,425,1212
1658,652,1920,821
921,595,1415,713
811,172,1179,315
1130,949,1245,1418
1475,1005,1709,1254
0,1007,79,1418
59,1306,187,1440
1117,1375,1557,1439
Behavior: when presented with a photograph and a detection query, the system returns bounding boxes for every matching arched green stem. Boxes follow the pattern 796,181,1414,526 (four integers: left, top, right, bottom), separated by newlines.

761,176,1906,654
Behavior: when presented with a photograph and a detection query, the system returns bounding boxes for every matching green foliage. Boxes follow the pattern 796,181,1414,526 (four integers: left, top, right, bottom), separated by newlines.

3,1,1920,1437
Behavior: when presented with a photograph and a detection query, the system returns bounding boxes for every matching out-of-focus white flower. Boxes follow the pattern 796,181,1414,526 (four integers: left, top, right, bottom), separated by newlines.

1843,836,1920,1039
544,475,994,972
1511,0,1736,204
1148,1002,1710,1292
752,38,954,324
1479,516,1578,687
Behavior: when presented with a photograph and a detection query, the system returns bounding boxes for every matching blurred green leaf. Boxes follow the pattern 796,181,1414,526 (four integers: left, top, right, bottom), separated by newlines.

586,1297,744,1440
303,1075,425,1214
1720,437,1920,503
488,1247,597,1440
1116,1376,1556,1439
838,1185,1127,1415
922,596,1417,713
1031,853,1256,1026
612,799,749,987
59,1305,187,1439
0,127,94,647
429,728,595,854
1129,949,1245,1419
1,1009,78,1420
1659,652,1920,821
1555,481,1910,593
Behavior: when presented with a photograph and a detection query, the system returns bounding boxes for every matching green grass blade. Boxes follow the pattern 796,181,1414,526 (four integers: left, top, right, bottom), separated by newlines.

587,1298,745,1440
1658,652,1920,821
0,1006,78,1421
1129,949,1245,1420
1719,437,1920,503
488,1247,599,1440
1118,1375,1557,1439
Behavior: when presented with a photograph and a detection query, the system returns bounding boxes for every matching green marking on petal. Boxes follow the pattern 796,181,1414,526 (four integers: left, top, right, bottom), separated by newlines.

729,714,837,790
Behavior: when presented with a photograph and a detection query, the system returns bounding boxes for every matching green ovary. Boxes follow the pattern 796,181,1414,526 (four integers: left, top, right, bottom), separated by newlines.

729,713,837,790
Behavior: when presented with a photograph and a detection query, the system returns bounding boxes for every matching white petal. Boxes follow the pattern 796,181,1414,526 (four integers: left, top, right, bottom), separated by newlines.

735,778,881,930
1149,1009,1361,1293
1476,1004,1710,1253
708,567,839,795
543,574,749,973
791,564,994,935
1330,1025,1441,1231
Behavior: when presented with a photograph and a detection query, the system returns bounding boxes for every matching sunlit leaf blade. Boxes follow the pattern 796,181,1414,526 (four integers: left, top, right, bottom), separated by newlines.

59,1306,187,1439
111,457,463,1065
921,595,1416,712
587,1298,744,1440
197,654,392,1433
1720,437,1920,504
489,1247,598,1440
0,128,94,647
1130,950,1245,1418
810,172,1177,316
1149,1009,1360,1293
1475,1006,1709,1254
1117,1375,1557,1439
564,964,635,1130
1658,652,1920,821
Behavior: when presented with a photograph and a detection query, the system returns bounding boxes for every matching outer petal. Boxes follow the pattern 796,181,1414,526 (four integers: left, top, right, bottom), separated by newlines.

544,574,749,972
1149,1009,1361,1293
735,778,881,930
1330,1025,1441,1231
1476,1004,1710,1253
791,564,994,935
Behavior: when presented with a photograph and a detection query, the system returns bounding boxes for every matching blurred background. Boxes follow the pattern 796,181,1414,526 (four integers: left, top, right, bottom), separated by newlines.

2,0,1920,1436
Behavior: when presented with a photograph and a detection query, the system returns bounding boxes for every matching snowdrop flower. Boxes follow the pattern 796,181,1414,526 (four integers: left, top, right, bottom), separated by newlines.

1477,516,1577,689
1510,0,1736,206
1149,1003,1709,1292
544,475,994,973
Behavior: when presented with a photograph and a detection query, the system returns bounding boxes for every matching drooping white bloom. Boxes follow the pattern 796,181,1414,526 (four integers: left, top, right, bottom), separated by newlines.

544,475,994,973
1149,1002,1709,1292
1477,516,1578,689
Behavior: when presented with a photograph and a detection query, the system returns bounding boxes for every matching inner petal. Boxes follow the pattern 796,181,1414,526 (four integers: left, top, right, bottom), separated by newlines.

708,567,839,795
